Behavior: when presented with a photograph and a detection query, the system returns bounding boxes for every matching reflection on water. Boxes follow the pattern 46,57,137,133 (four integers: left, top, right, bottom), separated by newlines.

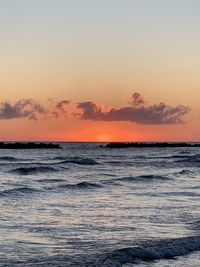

0,143,200,266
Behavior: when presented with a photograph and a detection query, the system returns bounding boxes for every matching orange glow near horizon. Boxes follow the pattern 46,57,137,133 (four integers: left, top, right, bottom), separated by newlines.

0,1,200,142
0,118,196,142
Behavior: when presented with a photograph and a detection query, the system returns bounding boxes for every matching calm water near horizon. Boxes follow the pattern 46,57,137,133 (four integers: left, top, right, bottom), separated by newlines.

1,142,200,266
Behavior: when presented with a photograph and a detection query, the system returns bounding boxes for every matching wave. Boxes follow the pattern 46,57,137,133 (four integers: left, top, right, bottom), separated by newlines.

99,236,200,266
10,166,58,175
176,154,200,163
0,187,38,197
144,153,200,163
171,155,189,159
189,220,200,231
57,181,102,190
47,156,98,165
101,173,117,177
141,155,188,160
177,169,193,175
113,174,170,183
57,158,99,165
9,158,98,175
0,156,35,162
0,156,19,161
160,191,200,197
51,156,67,160
2,235,200,266
37,178,65,183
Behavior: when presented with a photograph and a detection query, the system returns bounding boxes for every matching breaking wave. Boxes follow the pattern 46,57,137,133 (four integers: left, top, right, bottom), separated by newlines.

99,236,200,266
2,236,200,266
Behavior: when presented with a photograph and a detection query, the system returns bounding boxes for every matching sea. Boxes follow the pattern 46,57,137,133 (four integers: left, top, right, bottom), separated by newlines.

0,142,200,266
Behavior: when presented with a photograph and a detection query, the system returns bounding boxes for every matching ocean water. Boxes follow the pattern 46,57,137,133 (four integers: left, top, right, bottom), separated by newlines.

0,142,200,266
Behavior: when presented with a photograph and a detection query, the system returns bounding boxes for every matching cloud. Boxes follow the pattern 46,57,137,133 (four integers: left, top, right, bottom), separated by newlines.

0,93,191,124
54,100,71,118
0,99,46,120
0,98,76,120
77,93,190,124
128,92,145,107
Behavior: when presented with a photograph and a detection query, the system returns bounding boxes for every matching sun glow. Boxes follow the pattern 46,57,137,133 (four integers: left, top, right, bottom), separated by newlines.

96,134,113,142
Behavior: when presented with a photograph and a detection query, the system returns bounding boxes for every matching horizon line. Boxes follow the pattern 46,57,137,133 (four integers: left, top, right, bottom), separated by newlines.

0,140,200,143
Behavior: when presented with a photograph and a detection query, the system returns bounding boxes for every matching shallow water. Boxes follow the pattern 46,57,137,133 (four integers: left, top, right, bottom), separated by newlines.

0,143,200,266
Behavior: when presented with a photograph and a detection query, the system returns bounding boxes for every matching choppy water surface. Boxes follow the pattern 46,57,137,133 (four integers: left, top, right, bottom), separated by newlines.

0,143,200,266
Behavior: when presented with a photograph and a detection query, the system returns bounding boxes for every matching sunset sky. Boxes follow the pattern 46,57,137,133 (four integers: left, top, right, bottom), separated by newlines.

0,0,199,141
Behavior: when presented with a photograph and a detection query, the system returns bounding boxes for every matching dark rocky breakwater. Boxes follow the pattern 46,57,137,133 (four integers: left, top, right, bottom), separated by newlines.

103,142,200,148
0,142,61,149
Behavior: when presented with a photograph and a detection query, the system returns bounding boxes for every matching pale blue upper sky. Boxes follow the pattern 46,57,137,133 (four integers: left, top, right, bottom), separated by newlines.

0,0,199,106
1,0,200,43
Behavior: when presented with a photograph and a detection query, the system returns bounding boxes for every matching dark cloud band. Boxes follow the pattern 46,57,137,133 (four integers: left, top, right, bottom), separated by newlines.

78,102,190,124
0,93,190,124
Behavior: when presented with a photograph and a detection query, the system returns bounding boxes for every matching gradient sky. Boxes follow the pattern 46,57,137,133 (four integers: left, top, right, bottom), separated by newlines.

0,0,199,141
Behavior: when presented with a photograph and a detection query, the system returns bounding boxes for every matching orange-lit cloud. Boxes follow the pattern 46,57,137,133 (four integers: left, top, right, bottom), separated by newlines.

0,93,190,125
0,99,46,120
77,92,190,124
78,101,190,124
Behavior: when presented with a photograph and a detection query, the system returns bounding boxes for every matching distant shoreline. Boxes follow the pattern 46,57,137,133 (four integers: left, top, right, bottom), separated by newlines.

0,142,61,149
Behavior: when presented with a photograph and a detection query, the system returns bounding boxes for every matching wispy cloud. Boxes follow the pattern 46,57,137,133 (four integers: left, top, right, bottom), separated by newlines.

0,99,46,120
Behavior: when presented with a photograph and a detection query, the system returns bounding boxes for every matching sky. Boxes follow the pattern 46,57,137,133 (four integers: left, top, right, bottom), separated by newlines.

0,0,200,141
